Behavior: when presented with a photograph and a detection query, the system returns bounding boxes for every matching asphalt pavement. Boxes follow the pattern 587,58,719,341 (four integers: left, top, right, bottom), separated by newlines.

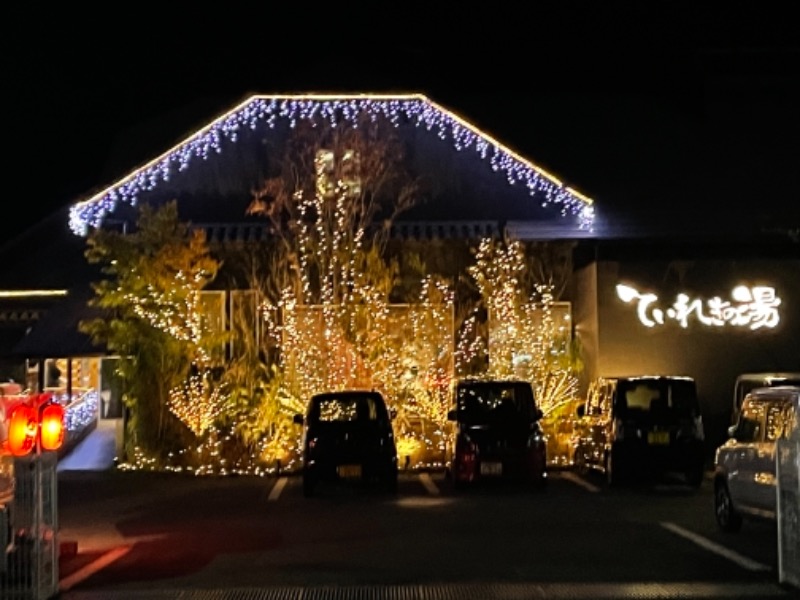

52,421,799,600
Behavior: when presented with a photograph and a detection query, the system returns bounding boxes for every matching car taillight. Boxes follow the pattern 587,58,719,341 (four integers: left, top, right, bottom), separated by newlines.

527,431,546,471
455,436,478,480
457,438,477,462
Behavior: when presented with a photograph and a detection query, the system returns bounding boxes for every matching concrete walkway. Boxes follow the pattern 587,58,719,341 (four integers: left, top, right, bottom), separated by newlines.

57,418,120,472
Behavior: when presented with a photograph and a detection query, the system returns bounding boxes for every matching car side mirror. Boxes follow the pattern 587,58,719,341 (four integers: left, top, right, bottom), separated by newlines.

292,413,304,425
534,408,544,422
727,424,738,440
576,405,585,418
447,409,457,421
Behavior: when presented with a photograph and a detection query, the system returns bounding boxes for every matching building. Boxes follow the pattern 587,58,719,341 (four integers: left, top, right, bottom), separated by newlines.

1,93,797,457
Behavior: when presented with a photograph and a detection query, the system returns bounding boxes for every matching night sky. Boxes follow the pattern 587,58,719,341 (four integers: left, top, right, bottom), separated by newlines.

9,5,800,240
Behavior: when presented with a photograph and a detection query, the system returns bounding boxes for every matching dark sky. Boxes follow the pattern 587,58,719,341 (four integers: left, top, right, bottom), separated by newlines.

9,5,800,237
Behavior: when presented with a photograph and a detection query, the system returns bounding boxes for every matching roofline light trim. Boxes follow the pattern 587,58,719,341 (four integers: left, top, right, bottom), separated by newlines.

69,93,594,236
0,290,69,298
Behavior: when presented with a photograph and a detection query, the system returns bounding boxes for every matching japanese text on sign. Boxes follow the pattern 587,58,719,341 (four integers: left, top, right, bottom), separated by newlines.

616,284,781,330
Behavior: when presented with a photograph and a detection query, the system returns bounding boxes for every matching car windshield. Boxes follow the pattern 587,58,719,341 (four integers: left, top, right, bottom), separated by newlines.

735,376,800,413
455,382,536,424
309,393,387,423
614,379,699,419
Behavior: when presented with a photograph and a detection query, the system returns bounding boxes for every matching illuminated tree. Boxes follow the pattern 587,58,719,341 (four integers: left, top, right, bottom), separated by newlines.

76,114,584,475
215,248,306,471
246,113,421,396
246,113,456,467
464,236,582,414
81,200,221,464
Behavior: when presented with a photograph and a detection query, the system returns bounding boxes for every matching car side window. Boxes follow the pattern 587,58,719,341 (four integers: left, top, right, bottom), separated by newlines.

737,399,764,442
735,380,760,413
770,401,795,441
363,397,379,421
787,403,799,438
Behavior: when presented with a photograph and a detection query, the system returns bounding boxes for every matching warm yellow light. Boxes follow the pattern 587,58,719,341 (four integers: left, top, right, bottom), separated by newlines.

40,403,66,451
566,186,593,206
425,97,575,194
616,283,782,330
0,289,68,298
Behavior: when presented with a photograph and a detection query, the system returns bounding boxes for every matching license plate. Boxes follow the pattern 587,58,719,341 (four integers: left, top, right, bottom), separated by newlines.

480,461,502,476
337,464,362,478
647,431,670,445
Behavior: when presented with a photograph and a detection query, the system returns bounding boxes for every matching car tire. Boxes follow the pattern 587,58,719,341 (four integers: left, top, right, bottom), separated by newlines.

714,481,743,532
574,449,589,476
605,450,622,487
449,460,464,490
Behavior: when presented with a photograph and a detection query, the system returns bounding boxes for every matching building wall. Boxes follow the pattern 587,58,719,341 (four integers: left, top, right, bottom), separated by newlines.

594,257,800,454
571,261,600,394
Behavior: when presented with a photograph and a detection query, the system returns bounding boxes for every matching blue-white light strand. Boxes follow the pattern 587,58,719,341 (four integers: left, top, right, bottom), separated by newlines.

69,95,594,236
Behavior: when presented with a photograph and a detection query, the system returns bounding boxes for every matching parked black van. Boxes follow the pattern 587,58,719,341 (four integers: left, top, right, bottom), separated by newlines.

294,390,398,497
445,379,547,490
573,375,706,487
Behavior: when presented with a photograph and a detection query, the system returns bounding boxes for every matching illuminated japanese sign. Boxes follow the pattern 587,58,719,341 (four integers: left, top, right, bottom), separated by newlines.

616,284,781,330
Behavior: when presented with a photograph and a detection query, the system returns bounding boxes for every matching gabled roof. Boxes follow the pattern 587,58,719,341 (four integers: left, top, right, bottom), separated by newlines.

68,93,594,237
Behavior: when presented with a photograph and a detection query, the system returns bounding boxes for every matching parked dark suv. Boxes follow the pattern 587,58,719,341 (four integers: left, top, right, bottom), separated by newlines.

294,390,398,497
573,375,706,487
445,379,547,489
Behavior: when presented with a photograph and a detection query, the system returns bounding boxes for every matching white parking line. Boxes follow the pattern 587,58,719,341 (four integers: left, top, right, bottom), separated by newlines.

558,471,601,493
660,522,772,572
418,472,440,495
268,476,288,501
59,545,132,591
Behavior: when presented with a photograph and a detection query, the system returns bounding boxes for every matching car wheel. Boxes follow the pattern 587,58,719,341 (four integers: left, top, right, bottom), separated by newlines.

449,460,464,490
714,481,743,532
605,450,622,487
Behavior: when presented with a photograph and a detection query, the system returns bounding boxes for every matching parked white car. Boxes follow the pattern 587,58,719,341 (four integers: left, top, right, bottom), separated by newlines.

713,385,800,532
732,372,800,423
